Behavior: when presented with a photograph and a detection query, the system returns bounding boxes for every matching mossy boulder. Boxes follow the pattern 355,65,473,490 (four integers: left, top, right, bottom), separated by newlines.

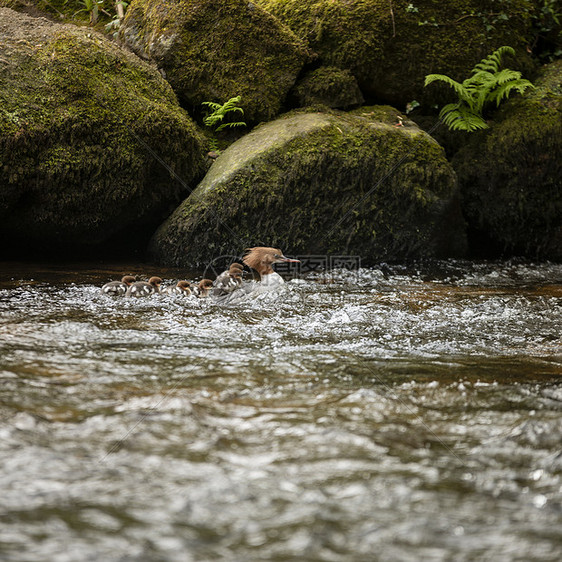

119,0,310,124
291,66,364,109
453,59,562,260
255,0,535,109
149,108,467,267
0,8,207,257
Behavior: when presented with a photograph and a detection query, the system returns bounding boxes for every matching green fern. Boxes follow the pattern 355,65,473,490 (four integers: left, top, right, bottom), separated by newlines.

202,96,246,133
424,46,535,132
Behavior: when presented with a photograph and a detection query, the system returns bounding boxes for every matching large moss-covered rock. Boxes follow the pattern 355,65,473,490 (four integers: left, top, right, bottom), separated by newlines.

119,0,310,123
255,0,535,108
453,59,562,260
0,8,207,256
149,108,467,267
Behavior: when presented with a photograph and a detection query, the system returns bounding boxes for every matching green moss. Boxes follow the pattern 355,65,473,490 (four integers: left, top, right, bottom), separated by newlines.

150,110,466,266
0,9,208,253
119,0,310,123
255,0,535,108
291,66,364,108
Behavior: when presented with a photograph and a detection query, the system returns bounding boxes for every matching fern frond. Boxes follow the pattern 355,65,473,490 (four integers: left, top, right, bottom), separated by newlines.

439,103,488,131
215,120,247,132
472,46,515,74
494,68,522,85
472,60,498,73
424,74,471,102
464,72,495,112
219,96,244,115
487,79,535,106
201,101,223,112
467,70,495,87
203,113,223,128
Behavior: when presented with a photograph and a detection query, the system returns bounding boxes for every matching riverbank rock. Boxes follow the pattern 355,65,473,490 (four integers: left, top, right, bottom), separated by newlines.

0,8,207,257
118,0,310,124
453,59,562,260
148,108,467,267
255,0,535,109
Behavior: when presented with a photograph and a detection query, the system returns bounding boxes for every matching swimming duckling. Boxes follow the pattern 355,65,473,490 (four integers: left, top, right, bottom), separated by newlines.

101,275,136,296
211,263,244,297
125,276,162,298
161,280,192,296
192,279,213,298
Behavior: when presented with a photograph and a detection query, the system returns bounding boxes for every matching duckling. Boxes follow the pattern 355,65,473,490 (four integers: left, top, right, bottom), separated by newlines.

125,276,162,298
211,263,244,297
161,280,192,296
192,279,213,298
101,275,136,296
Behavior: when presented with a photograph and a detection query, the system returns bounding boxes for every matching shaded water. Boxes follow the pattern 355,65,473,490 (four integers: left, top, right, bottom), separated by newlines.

0,260,561,561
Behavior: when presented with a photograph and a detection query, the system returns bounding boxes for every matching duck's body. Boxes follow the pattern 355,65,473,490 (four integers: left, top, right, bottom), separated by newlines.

193,279,214,298
125,276,162,298
213,247,299,303
161,280,192,296
101,275,136,296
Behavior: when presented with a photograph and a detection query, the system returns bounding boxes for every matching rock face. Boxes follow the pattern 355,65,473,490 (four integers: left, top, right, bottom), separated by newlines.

149,109,467,267
119,0,310,124
453,59,562,260
255,0,535,108
0,8,207,256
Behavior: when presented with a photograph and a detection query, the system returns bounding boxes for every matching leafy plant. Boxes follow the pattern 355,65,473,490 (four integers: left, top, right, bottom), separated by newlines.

105,1,129,34
202,96,246,132
202,96,246,152
73,0,103,24
424,46,535,132
64,0,126,28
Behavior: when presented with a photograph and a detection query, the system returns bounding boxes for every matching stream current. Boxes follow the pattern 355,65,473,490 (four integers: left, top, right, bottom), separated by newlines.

0,260,561,561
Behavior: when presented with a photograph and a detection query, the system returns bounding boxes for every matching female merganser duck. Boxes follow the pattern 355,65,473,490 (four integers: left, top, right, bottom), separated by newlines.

243,247,299,286
101,275,136,296
214,247,299,303
125,276,162,297
161,280,192,296
211,262,244,297
192,279,214,298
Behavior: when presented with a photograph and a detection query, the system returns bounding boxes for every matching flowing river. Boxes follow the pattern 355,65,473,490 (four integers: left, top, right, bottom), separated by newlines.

0,260,561,561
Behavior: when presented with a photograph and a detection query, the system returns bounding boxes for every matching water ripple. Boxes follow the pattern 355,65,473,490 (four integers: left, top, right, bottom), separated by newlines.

0,261,560,561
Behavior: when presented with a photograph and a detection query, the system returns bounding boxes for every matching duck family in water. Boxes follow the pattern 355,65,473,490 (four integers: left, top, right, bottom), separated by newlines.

100,247,300,302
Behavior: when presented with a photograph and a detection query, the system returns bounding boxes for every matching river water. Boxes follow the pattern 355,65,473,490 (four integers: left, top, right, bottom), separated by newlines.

0,260,561,561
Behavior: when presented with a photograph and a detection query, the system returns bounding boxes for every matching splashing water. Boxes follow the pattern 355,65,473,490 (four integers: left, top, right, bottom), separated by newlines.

0,260,561,561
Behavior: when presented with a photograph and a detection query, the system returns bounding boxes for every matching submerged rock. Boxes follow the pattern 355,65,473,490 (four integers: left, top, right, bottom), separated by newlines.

255,0,534,108
119,0,310,123
453,59,562,260
149,108,467,267
0,8,207,257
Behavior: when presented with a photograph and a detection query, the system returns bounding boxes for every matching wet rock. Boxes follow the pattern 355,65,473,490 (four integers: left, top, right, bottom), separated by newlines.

255,0,535,108
0,8,207,257
453,59,562,260
118,0,310,123
149,108,467,267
